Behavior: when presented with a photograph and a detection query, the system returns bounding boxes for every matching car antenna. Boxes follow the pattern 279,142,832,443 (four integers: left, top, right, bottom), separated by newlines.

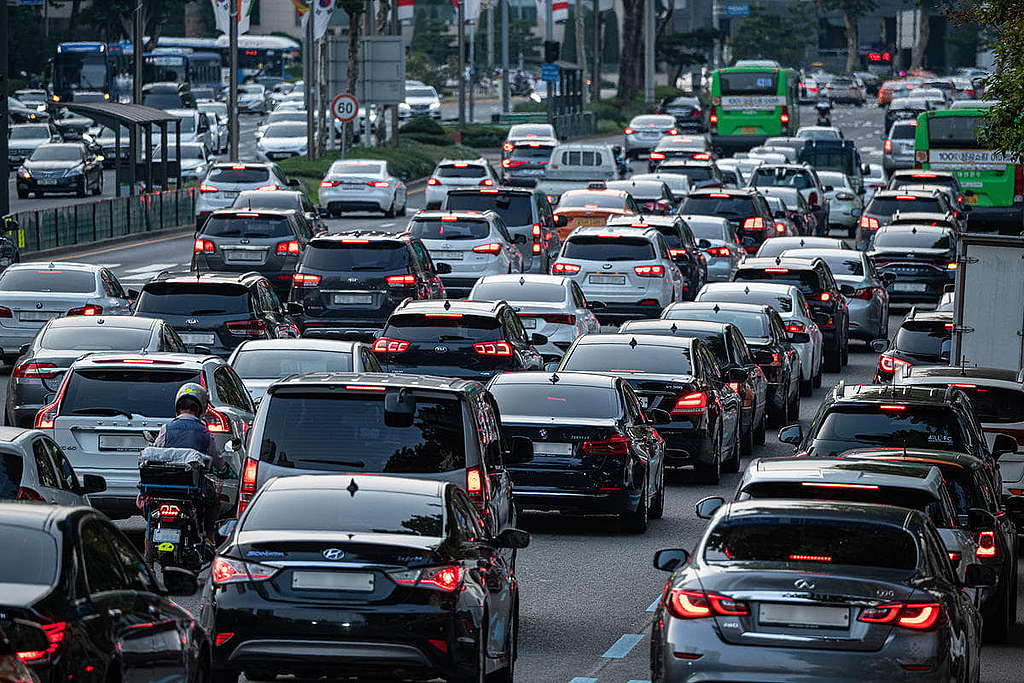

346,479,359,497
670,323,678,333
629,337,638,349
775,256,782,265
443,300,451,310
519,276,526,286
549,372,559,384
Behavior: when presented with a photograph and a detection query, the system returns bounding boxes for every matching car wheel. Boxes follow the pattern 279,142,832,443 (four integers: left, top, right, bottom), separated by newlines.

620,476,649,534
694,430,722,485
398,199,407,217
813,357,823,387
722,423,741,474
740,412,755,456
800,368,813,396
824,343,842,372
76,180,87,198
648,468,665,519
768,385,789,426
384,199,396,218
788,384,800,419
754,409,767,446
486,603,517,683
982,569,1015,643
453,614,488,683
92,174,103,196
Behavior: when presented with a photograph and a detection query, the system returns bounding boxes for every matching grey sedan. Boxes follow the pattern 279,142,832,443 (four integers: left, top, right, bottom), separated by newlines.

681,214,745,282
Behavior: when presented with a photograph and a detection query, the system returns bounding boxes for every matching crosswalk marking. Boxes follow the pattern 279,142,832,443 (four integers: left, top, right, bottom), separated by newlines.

601,634,644,659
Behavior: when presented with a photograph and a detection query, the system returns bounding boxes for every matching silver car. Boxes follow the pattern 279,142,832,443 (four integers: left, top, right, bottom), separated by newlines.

0,426,106,506
883,120,918,175
623,114,678,159
256,122,308,161
424,158,499,209
0,263,134,364
237,84,269,114
755,236,852,258
257,109,307,139
8,124,61,166
631,172,691,205
818,170,865,236
318,158,408,218
782,248,890,341
196,162,295,228
399,85,442,119
152,142,211,182
682,214,745,282
197,102,229,153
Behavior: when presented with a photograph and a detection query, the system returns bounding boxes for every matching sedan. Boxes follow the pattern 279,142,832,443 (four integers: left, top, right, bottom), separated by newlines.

16,143,103,198
867,225,958,304
682,214,745,282
256,122,308,161
152,142,211,183
606,179,675,215
7,124,61,166
196,162,296,228
623,114,679,160
318,158,408,218
818,170,865,237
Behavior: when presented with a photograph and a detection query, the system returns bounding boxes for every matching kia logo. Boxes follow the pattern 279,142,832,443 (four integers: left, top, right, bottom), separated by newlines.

322,548,345,561
794,579,815,590
434,345,449,353
185,318,199,325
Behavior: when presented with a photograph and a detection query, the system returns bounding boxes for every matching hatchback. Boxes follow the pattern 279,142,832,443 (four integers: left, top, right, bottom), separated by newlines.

196,162,295,227
873,309,953,382
867,225,958,303
658,95,705,131
817,170,864,235
229,189,325,233
424,158,498,208
623,114,679,159
318,158,408,217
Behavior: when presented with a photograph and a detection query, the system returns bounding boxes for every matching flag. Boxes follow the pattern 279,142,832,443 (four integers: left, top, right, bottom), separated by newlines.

312,0,337,39
239,0,254,34
398,0,415,22
464,0,481,21
210,0,255,35
535,0,569,25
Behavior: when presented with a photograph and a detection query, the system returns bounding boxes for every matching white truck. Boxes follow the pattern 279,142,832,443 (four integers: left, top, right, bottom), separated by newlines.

950,233,1024,371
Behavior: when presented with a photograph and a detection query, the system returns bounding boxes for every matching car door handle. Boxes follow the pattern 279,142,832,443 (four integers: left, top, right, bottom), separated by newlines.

107,609,122,618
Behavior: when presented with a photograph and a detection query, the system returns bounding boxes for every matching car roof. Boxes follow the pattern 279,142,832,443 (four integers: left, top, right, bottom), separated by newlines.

311,231,410,245
721,499,918,528
0,502,90,529
891,170,956,180
209,207,295,218
620,319,731,335
901,309,952,323
11,261,99,273
739,257,821,270
667,301,773,315
148,271,262,286
838,447,985,471
236,339,360,353
831,384,956,407
489,371,618,388
44,315,159,331
395,299,504,315
412,210,496,222
269,371,482,394
574,333,693,349
874,224,952,236
765,237,846,248
689,188,758,197
703,281,799,295
902,365,1024,383
561,188,631,200
747,456,941,489
265,473,445,497
438,158,488,166
211,161,273,170
69,352,214,369
780,248,860,259
872,189,939,199
0,426,32,443
606,215,681,229
474,273,569,287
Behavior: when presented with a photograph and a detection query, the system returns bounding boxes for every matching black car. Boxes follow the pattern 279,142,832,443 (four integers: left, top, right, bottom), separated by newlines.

857,189,958,249
291,231,448,340
375,299,545,380
653,160,724,191
618,319,769,455
16,143,103,199
887,170,971,212
661,302,803,426
605,214,708,299
205,475,528,682
141,81,196,109
7,96,49,124
488,371,667,533
657,96,706,132
646,136,713,172
0,503,205,682
873,309,952,382
732,256,850,371
556,333,741,483
229,189,327,234
867,225,958,304
134,271,301,356
680,189,777,254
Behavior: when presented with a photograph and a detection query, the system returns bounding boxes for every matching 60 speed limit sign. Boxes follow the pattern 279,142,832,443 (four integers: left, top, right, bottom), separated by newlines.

331,94,360,123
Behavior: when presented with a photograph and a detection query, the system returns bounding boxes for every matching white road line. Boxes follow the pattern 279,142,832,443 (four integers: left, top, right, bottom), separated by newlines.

125,263,176,274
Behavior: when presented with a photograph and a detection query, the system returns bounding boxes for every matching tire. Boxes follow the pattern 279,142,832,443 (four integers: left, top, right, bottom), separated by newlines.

92,174,103,196
768,384,789,426
384,200,396,218
694,430,722,485
486,604,517,683
753,410,767,446
722,423,741,474
788,385,800,420
740,412,755,456
76,180,87,198
824,343,842,372
648,468,665,519
813,358,823,388
398,199,407,217
983,568,1015,643
841,326,850,366
800,367,813,396
620,476,649,534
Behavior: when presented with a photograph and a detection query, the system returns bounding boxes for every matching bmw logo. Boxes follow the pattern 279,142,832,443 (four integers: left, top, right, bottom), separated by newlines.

538,429,548,440
322,548,345,561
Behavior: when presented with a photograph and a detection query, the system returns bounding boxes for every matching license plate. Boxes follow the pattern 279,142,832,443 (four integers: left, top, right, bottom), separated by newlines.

967,194,979,204
38,178,60,186
533,442,573,456
333,294,373,305
343,184,365,190
99,434,147,451
740,126,760,134
220,191,238,199
224,250,264,262
519,317,537,329
437,251,464,260
180,333,216,345
892,282,928,292
152,528,182,544
589,274,626,285
292,571,375,591
519,169,544,176
573,217,605,228
759,603,850,628
18,311,59,322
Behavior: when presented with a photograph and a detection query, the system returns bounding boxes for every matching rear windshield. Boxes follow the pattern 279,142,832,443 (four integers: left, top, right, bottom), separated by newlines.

813,253,863,276
408,219,490,240
10,127,48,140
872,230,952,250
663,309,768,338
207,167,270,184
734,268,822,294
686,220,730,241
0,526,58,585
720,72,778,95
740,483,951,527
303,242,409,271
951,386,1024,423
137,284,249,316
0,453,24,499
701,289,793,313
142,94,181,109
437,165,486,178
60,369,202,419
927,116,980,149
895,321,951,357
682,196,756,217
331,162,384,175
231,193,301,211
561,343,692,375
563,236,654,261
750,168,813,189
0,269,95,293
243,488,444,537
446,192,533,226
559,193,625,209
660,166,713,181
384,313,500,341
259,392,465,473
473,282,565,303
510,145,554,161
890,123,917,140
891,176,957,192
39,326,152,351
704,517,917,571
801,150,853,174
490,383,621,419
201,216,294,238
232,349,353,379
868,197,944,217
814,407,965,451
264,124,305,138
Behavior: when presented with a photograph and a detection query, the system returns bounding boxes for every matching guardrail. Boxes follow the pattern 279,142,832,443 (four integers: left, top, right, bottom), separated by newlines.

4,188,197,255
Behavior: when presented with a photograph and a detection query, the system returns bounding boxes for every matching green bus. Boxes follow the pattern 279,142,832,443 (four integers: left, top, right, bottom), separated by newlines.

915,107,1023,233
709,66,800,154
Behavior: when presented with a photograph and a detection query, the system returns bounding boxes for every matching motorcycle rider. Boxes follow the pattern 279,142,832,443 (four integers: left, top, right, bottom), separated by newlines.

815,97,832,127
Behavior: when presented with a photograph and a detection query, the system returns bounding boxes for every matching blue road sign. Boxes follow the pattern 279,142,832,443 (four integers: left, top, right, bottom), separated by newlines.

723,3,749,17
541,63,561,83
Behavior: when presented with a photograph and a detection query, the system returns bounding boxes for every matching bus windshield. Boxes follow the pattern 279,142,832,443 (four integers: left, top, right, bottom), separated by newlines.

54,53,108,91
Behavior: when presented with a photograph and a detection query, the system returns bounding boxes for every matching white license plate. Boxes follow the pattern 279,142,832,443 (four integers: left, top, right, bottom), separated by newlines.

18,311,59,322
519,169,544,176
533,442,573,456
224,250,264,262
292,571,375,591
437,251,464,260
343,184,365,190
519,317,537,329
759,603,850,628
589,275,626,285
180,333,216,345
333,294,373,305
38,178,60,186
220,191,238,199
892,282,928,292
153,528,182,544
638,396,653,408
99,434,147,451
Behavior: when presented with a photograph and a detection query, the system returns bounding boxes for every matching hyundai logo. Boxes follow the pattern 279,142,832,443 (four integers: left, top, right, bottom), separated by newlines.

794,579,815,590
434,345,449,353
322,548,345,561
185,318,199,325
602,263,612,270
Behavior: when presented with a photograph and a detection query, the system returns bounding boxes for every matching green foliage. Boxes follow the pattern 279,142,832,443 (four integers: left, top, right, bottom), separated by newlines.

410,13,455,65
731,5,817,67
457,125,511,148
513,101,548,113
7,7,56,80
398,117,450,146
656,28,722,69
406,52,449,92
78,0,196,42
585,97,646,128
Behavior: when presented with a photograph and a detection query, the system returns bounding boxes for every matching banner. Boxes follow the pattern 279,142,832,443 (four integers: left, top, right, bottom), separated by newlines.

210,0,254,35
397,0,415,21
313,0,338,39
535,0,569,26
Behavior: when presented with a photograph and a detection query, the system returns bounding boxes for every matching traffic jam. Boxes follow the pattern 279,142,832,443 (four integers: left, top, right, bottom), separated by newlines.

2,64,1024,683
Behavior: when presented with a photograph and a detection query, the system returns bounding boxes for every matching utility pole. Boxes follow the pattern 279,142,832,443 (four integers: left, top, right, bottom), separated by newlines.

545,0,553,124
458,0,466,128
229,0,240,160
591,0,600,102
133,3,144,104
486,2,494,74
1,3,9,218
469,21,476,123
643,0,655,107
305,4,316,160
501,0,510,113
712,0,721,69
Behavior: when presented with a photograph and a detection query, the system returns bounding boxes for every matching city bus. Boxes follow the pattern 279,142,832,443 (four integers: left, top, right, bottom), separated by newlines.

52,42,118,103
142,50,224,92
915,107,1023,234
155,35,299,81
709,65,800,154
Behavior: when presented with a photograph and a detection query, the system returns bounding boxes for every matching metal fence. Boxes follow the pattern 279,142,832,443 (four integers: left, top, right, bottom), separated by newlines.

5,188,196,255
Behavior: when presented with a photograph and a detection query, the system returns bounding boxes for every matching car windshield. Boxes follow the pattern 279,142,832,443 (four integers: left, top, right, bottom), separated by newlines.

142,94,182,108
704,517,917,571
445,192,533,226
798,129,841,140
152,145,205,160
437,164,486,178
265,124,306,138
895,321,951,358
872,229,951,250
207,166,271,184
740,482,951,527
510,145,554,161
734,268,820,295
304,242,409,271
29,146,81,162
750,168,812,189
39,326,152,351
201,215,293,238
814,407,965,450
631,116,673,128
407,88,437,99
563,235,654,261
559,192,625,209
409,219,490,240
663,309,768,339
561,343,692,374
945,386,1024,424
511,125,552,138
701,288,793,313
330,161,384,175
136,284,250,316
0,269,94,293
60,369,202,419
258,392,465,473
927,115,980,148
473,281,566,303
268,113,305,124
490,383,620,419
10,127,48,140
384,313,501,341
868,197,943,217
0,526,59,586
232,349,353,379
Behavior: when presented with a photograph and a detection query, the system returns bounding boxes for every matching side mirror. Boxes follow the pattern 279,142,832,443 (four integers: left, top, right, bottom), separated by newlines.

224,438,243,453
216,518,238,542
870,339,890,353
544,362,560,372
697,238,711,249
967,507,996,531
778,423,803,445
530,333,548,346
823,185,834,192
6,620,50,655
992,433,1018,458
162,567,199,596
695,496,725,519
787,331,810,344
192,345,212,355
513,233,528,245
648,408,672,425
553,215,569,228
285,301,304,316
493,527,530,549
774,210,787,219
653,548,690,572
508,435,534,464
384,388,416,428
839,284,856,297
79,474,106,495
726,367,748,383
963,563,997,588
435,262,453,275
18,344,30,356
286,178,301,188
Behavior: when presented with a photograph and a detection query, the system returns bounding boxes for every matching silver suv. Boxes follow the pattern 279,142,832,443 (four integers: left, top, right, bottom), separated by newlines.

195,162,296,228
424,158,499,209
883,121,919,175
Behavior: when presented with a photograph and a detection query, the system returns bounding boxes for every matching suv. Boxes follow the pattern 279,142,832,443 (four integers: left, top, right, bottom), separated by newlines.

732,256,850,371
141,82,196,109
195,162,296,228
873,309,953,382
237,372,532,533
867,225,958,303
746,164,830,235
680,188,777,254
882,120,919,175
192,208,316,298
857,189,957,249
40,352,254,519
501,140,557,183
135,272,301,356
888,170,970,212
605,215,708,299
424,158,499,209
443,187,562,273
653,159,724,190
647,135,713,172
374,299,545,379
290,231,448,339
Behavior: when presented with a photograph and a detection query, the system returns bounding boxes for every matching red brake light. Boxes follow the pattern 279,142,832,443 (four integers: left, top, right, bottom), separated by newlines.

852,286,879,300
709,107,718,124
774,222,787,234
788,553,831,562
211,556,274,585
0,306,10,318
884,139,893,152
668,248,687,258
16,622,67,663
819,292,832,302
667,590,748,619
16,486,45,502
878,404,907,411
673,392,707,414
214,633,235,647
226,319,268,338
194,238,216,254
472,242,503,254
581,434,631,456
276,240,300,255
706,246,731,257
368,181,390,188
708,192,730,198
159,504,181,522
479,178,494,186
256,185,279,191
520,313,576,325
372,338,410,353
692,152,711,160
801,481,879,490
624,127,635,134
419,565,463,591
237,458,259,515
859,603,941,630
199,183,218,193
860,216,880,230
742,216,765,230
13,362,58,380
634,264,665,277
66,304,102,317
427,177,441,185
551,262,581,274
466,466,484,498
473,340,513,356
204,407,231,434
292,273,321,286
532,243,542,254
878,355,911,374
666,128,679,135
764,267,789,273
895,195,918,200
650,152,666,160
502,141,514,152
780,106,790,124
320,180,340,188
386,274,417,287
976,530,997,558
785,322,805,333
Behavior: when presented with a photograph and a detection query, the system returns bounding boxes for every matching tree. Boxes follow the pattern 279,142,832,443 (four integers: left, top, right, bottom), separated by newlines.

656,28,722,72
411,13,454,65
338,0,366,147
616,0,644,99
821,0,876,73
731,6,815,68
78,0,196,46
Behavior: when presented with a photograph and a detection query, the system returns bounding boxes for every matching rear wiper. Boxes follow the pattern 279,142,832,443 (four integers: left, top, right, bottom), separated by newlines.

437,335,472,341
242,233,272,238
70,407,134,419
350,266,387,271
300,458,365,468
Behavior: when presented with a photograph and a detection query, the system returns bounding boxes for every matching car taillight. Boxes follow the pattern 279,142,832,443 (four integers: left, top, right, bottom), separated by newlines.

256,185,279,191
226,319,268,338
884,139,893,152
774,221,787,234
426,177,441,185
292,273,321,286
34,375,68,429
581,434,631,456
623,127,635,134
368,181,390,188
480,178,494,186
667,590,748,619
706,246,731,257
0,306,11,318
473,340,513,356
665,128,679,134
211,556,274,585
204,407,231,433
372,338,410,353
976,530,997,558
472,242,503,254
878,355,911,374
634,264,665,277
320,180,341,188
650,152,666,160
859,216,880,230
780,106,790,124
853,286,880,300
199,184,218,193
672,392,707,414
194,238,216,253
709,106,718,124
159,504,181,522
532,243,542,254
276,240,300,255
742,216,765,230
668,248,687,258
393,565,463,592
819,292,832,302
551,262,581,274
214,633,235,646
16,486,45,502
237,458,259,515
785,322,805,333
385,274,417,287
16,621,67,663
808,192,819,206
859,603,941,630
524,313,575,325
502,141,514,152
13,362,58,379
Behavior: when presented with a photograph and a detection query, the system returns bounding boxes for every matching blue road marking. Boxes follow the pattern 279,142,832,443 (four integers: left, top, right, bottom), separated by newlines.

601,633,644,659
646,597,660,612
568,678,598,683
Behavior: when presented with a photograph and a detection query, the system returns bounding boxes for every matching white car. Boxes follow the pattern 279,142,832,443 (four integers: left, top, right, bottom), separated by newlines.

863,163,887,203
469,274,600,361
551,224,684,322
796,126,844,141
714,159,747,188
318,158,408,217
694,281,824,394
399,85,442,119
505,123,559,147
424,158,499,209
257,109,307,139
274,92,307,111
623,114,678,159
631,172,691,204
197,102,229,153
195,162,295,227
152,142,210,182
754,235,852,258
817,170,864,236
236,84,269,114
0,427,105,506
227,339,379,402
167,109,215,156
256,122,308,161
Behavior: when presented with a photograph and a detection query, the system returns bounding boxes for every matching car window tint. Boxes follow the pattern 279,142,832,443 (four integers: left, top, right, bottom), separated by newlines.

410,219,490,241
562,343,692,374
80,520,127,593
0,452,24,498
233,349,353,379
45,440,79,492
0,525,58,585
39,326,152,352
0,269,96,293
60,369,203,419
214,367,249,411
32,440,59,490
490,382,620,419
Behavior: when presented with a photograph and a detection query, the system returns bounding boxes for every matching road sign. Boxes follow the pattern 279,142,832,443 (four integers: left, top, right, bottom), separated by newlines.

723,3,749,16
331,93,359,123
541,63,561,83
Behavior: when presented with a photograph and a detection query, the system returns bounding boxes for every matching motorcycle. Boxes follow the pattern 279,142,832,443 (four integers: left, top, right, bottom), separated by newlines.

815,99,832,127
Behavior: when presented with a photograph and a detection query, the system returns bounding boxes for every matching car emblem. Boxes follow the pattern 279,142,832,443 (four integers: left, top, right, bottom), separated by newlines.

347,277,359,282
602,263,612,270
240,238,250,245
185,318,199,326
322,548,345,561
35,302,42,309
434,345,449,353
794,579,815,590
538,429,548,440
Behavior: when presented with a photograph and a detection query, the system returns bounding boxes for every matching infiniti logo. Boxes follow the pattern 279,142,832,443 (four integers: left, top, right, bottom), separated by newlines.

794,579,815,590
322,548,345,561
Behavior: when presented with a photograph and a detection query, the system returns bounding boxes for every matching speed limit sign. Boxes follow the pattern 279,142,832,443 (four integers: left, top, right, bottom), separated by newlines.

331,93,360,123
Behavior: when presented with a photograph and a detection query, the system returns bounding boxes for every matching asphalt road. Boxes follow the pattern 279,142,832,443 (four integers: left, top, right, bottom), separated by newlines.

2,102,1023,682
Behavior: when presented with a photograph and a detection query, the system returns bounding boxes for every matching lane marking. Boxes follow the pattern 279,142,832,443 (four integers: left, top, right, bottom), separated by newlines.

568,678,598,683
54,232,191,261
601,633,644,659
380,222,395,228
627,680,652,683
646,597,660,612
125,263,176,274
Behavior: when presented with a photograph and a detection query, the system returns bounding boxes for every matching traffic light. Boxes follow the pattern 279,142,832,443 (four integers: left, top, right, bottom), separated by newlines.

544,41,560,64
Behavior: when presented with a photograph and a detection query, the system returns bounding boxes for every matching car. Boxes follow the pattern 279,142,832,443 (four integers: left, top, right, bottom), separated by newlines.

7,124,61,166
781,247,890,341
631,172,693,204
500,139,557,183
863,162,887,202
40,352,253,519
166,109,215,155
289,231,447,339
551,187,640,239
424,158,499,208
824,75,866,104
858,189,959,249
488,371,666,531
679,188,777,254
605,179,675,215
866,225,958,303
196,162,296,228
236,83,269,113
884,97,932,134
399,84,442,118
755,186,817,236
7,95,49,124
746,151,789,167
795,125,844,141
604,215,709,299
406,210,525,296
0,503,205,682
255,109,307,139
661,302,803,425
746,163,831,235
623,114,679,159
504,122,558,147
374,299,545,379
468,274,601,362
318,158,408,218
762,136,808,158
12,89,49,112
192,207,315,298
5,315,186,427
135,271,300,355
682,214,745,282
754,235,852,258
205,475,527,682
763,197,798,236
817,170,865,236
647,135,713,172
551,224,684,323
751,144,800,163
714,158,746,188
882,120,919,176
141,81,197,109
0,426,106,506
652,159,725,190
197,101,229,152
85,124,130,167
657,95,705,131
255,121,307,161
229,189,325,234
151,142,211,183
48,108,92,141
887,169,972,212
617,319,769,454
731,256,850,371
0,263,135,365
16,143,103,199
913,87,950,109
556,333,741,482
873,308,952,382
891,184,969,226
650,500,987,683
